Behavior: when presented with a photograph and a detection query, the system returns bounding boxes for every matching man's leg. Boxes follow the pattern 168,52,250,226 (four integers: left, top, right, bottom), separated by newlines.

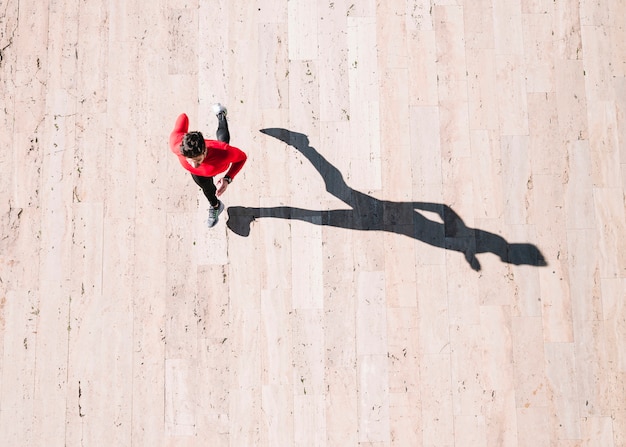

191,174,219,207
192,174,224,228
214,104,230,143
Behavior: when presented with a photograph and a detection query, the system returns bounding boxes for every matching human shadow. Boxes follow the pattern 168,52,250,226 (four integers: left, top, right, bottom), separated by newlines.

226,128,547,272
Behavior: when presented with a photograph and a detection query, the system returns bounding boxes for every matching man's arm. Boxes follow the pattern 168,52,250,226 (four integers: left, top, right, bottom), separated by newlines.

169,113,189,153
223,146,248,179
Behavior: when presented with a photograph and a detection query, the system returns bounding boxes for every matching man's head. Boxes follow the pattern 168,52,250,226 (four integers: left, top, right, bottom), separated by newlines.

180,131,207,167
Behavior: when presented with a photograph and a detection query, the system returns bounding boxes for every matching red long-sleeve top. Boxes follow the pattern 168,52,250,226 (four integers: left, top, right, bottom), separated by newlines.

169,113,247,179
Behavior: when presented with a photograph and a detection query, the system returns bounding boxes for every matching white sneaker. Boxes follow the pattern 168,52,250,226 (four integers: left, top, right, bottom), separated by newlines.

212,103,227,118
207,200,225,228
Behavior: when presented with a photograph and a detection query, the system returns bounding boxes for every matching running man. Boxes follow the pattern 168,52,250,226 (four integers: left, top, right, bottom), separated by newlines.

169,104,247,227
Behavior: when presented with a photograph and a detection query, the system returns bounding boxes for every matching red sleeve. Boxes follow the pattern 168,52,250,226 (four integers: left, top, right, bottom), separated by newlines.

169,113,189,155
224,146,248,179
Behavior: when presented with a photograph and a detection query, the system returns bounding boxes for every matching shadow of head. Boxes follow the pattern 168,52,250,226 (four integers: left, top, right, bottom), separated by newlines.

260,128,310,147
226,206,255,237
505,243,548,267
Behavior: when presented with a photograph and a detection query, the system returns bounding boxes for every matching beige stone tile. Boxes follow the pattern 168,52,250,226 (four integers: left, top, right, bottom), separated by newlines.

539,262,574,342
616,78,626,161
545,342,581,440
376,1,408,70
527,93,564,176
442,156,475,221
517,406,552,447
353,232,386,272
593,188,626,278
446,252,481,325
228,387,261,447
497,54,530,135
602,278,626,373
433,5,467,81
450,323,488,415
610,2,626,77
292,309,325,395
574,320,612,417
523,13,556,93
587,102,621,188
386,307,420,394
347,0,376,17
420,353,454,445
288,1,318,61
323,290,356,370
197,1,229,105
565,141,596,229
493,0,524,55
612,410,626,447
389,391,422,446
409,106,444,193
294,394,326,446
467,50,498,131
521,0,553,14
194,210,229,265
318,5,350,122
260,288,293,385
454,414,487,447
464,0,495,49
567,229,602,325
380,94,411,186
511,261,543,318
483,387,519,446
582,27,614,101
579,0,611,26
438,95,471,162
321,227,356,288
347,17,382,192
512,316,548,408
257,22,289,110
501,135,532,225
358,354,391,443
356,271,387,356
195,338,231,443
470,131,504,218
380,67,412,192
479,306,515,393
259,198,293,291
165,213,198,358
0,287,38,446
580,416,616,447
530,174,567,265
405,0,433,32
408,30,439,105
325,366,358,445
226,231,263,311
291,219,324,309
104,131,138,219
556,60,589,141
131,221,167,444
165,358,196,436
230,307,261,389
261,385,293,447
417,265,450,354
383,234,417,308
553,0,583,60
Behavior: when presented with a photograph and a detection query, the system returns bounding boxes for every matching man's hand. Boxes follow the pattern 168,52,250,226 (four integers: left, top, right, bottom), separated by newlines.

216,177,229,196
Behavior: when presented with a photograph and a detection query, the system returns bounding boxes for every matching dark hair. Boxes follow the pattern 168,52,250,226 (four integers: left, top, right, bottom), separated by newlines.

180,131,206,157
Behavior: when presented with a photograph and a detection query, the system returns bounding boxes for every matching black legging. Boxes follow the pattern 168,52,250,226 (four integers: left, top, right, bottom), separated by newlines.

191,114,230,207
